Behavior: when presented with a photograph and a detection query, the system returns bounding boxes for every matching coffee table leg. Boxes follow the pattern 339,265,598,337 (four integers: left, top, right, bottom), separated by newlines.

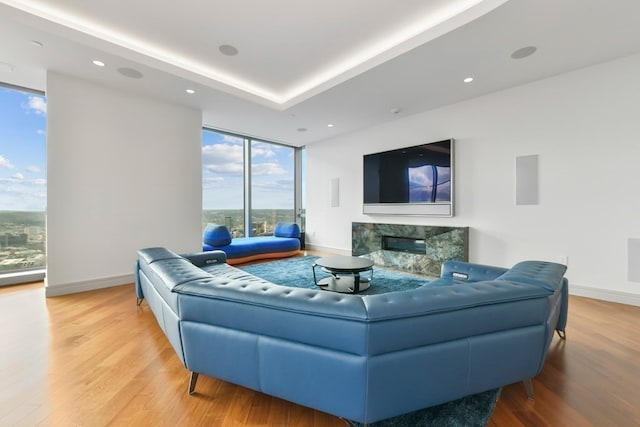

351,268,372,293
313,263,329,288
312,264,320,286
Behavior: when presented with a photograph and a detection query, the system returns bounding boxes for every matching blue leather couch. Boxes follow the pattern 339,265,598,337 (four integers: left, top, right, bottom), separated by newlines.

134,247,568,424
202,222,301,265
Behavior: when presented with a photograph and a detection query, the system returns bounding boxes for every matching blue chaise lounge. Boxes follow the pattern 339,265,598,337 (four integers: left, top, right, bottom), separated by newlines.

202,221,301,265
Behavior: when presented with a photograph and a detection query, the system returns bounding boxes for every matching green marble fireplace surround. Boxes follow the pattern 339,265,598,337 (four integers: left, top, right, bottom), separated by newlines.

352,222,469,277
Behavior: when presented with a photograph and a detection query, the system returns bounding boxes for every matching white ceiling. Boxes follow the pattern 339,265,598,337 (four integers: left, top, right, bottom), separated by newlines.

2,0,640,147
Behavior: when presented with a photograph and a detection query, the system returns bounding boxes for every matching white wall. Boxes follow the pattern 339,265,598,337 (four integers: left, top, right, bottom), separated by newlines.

46,72,202,296
305,53,640,306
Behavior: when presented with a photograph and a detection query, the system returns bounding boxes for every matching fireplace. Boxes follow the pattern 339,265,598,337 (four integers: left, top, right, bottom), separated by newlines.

382,236,427,255
352,223,468,277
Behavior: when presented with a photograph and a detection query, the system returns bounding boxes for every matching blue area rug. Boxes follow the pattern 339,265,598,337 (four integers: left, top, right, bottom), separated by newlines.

239,255,428,295
348,387,501,427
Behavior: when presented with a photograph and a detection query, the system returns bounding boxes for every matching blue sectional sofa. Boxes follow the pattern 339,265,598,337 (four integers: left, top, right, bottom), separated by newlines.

134,247,568,425
202,222,301,265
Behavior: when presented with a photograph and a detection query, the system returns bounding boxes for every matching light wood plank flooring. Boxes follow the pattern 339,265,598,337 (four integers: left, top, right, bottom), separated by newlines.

1,279,639,426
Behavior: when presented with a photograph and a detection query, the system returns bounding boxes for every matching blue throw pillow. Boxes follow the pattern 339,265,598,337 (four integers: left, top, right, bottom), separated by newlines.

274,222,300,238
203,224,232,246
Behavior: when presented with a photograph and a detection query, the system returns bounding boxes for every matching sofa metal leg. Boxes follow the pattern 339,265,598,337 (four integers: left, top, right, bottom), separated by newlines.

136,297,144,306
188,372,199,395
523,378,535,400
556,329,566,340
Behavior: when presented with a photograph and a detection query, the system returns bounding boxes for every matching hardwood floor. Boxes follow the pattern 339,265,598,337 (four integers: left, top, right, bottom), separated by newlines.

1,280,639,426
489,296,640,427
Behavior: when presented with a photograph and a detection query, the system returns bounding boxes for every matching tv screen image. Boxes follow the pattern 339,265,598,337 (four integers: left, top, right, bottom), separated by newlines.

363,139,454,216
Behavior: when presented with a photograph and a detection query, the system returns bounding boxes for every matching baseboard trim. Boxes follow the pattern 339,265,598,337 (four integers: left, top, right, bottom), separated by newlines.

0,269,46,287
45,273,134,297
570,284,640,307
304,244,351,256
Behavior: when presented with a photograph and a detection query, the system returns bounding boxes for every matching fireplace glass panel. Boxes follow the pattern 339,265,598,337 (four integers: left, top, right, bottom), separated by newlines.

382,236,427,255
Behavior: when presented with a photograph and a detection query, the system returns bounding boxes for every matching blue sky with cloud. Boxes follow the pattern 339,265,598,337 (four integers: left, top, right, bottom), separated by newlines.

0,87,47,211
202,129,294,210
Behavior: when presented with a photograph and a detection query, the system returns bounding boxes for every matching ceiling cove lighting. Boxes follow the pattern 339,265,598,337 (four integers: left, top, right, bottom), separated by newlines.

92,60,105,67
1,0,281,103
4,0,508,106
279,0,510,104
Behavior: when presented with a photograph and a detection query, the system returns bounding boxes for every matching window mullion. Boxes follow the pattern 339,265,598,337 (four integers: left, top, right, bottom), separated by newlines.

243,138,252,237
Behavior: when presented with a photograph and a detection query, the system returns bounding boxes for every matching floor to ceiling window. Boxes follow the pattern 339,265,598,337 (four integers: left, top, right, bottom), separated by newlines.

0,84,47,275
299,146,306,232
202,129,246,237
202,128,301,238
250,139,295,236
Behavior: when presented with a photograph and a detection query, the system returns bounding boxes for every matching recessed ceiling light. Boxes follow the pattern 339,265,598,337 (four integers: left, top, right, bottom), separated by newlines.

511,46,537,60
186,89,195,94
327,124,334,128
31,40,44,47
390,108,401,114
297,128,308,132
117,67,144,79
92,60,105,67
463,77,474,83
219,44,239,56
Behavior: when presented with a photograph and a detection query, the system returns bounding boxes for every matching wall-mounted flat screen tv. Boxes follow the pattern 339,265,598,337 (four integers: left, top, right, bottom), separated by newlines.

363,139,454,216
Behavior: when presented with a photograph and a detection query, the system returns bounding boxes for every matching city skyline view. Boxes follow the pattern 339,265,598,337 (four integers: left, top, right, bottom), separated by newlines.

0,85,47,272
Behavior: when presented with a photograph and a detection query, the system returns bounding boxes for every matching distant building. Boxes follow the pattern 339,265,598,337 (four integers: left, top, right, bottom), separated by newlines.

0,233,28,248
25,226,43,242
